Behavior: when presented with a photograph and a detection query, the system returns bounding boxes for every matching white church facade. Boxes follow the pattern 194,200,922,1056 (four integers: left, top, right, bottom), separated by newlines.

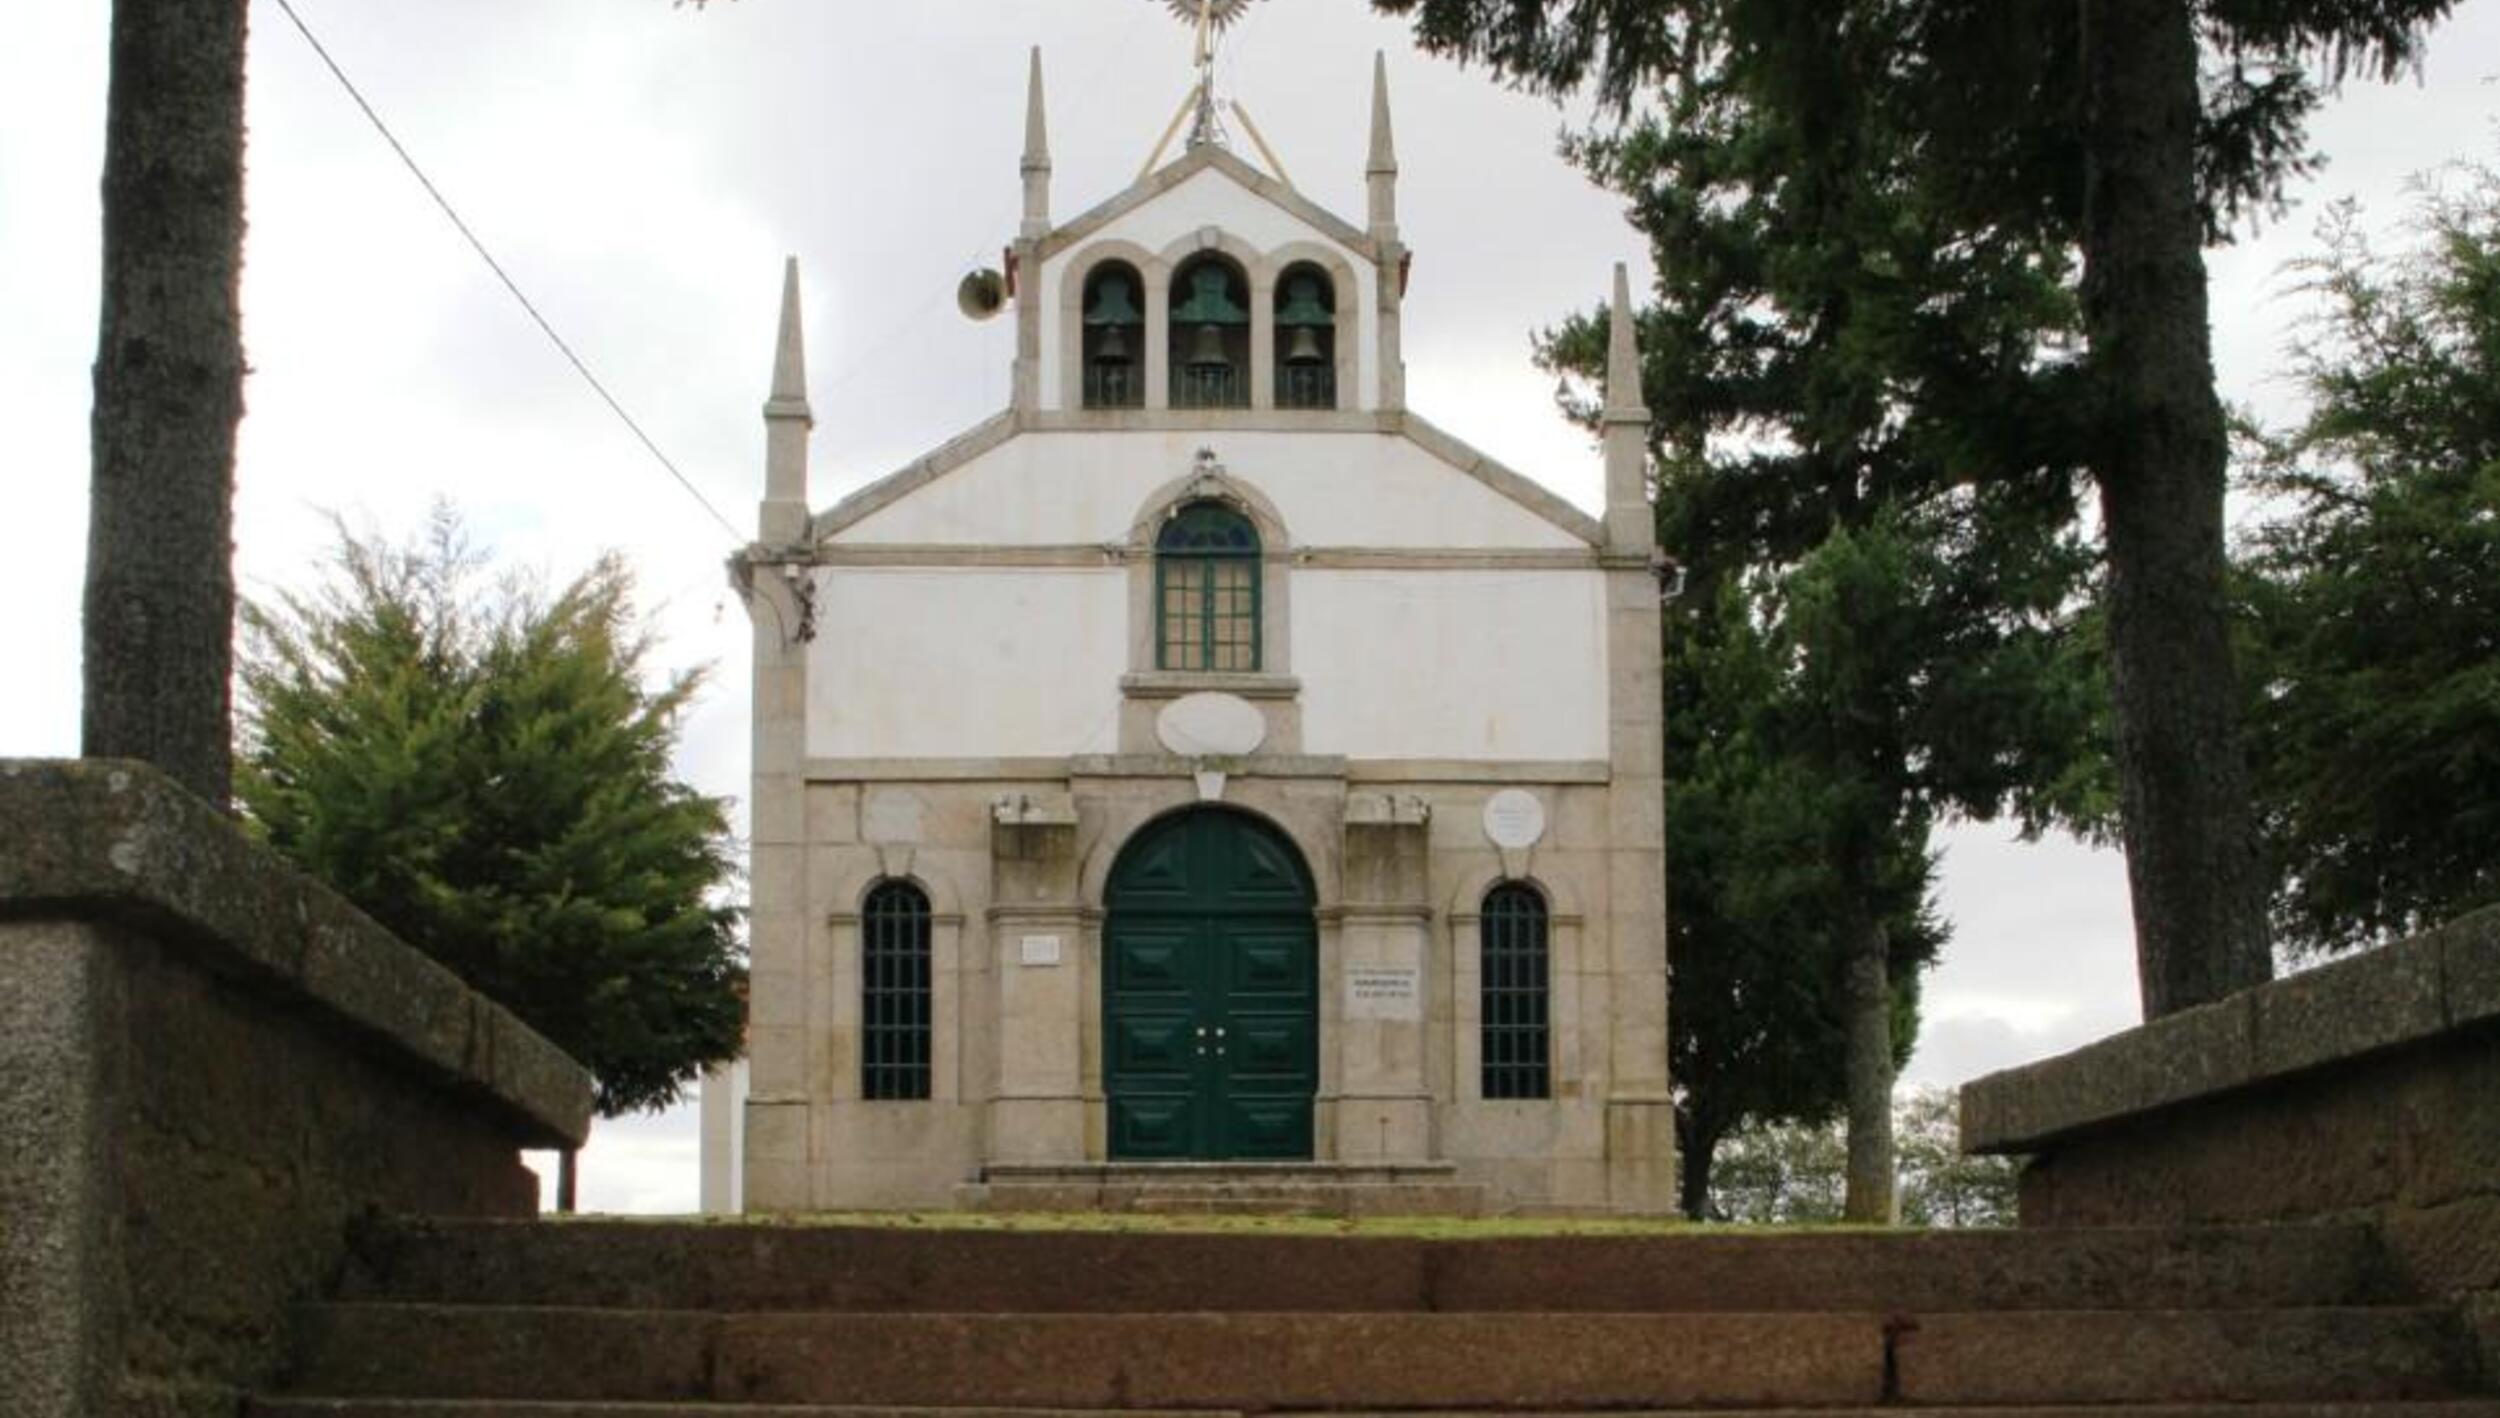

725,45,1675,1213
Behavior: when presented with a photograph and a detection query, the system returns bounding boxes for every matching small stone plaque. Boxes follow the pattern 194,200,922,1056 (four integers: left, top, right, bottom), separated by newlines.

1346,965,1422,1021
1156,691,1267,758
1019,935,1063,967
1482,789,1547,849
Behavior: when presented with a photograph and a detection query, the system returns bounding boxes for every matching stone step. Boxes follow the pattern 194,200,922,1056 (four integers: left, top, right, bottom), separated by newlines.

980,1161,1464,1183
249,1405,2500,1418
278,1305,2478,1410
339,1218,2407,1314
962,1179,1489,1216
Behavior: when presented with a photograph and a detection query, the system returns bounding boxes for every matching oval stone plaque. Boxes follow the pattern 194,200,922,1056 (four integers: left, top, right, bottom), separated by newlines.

1482,788,1547,849
1156,692,1267,759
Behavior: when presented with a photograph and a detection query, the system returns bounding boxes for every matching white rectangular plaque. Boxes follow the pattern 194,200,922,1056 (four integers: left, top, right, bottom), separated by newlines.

1019,935,1063,967
1345,965,1422,1021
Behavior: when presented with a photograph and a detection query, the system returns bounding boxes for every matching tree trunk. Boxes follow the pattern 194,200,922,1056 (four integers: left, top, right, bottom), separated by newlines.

557,1146,579,1214
2079,0,2273,1017
1841,910,1895,1224
83,0,250,810
1676,1113,1724,1221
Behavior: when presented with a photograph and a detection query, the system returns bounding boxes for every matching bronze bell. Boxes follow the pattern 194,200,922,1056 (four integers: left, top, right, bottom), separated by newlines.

1186,322,1232,371
1284,324,1327,367
1085,273,1144,327
1095,323,1133,366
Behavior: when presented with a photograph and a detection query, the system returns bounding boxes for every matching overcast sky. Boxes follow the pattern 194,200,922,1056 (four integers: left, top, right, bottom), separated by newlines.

5,0,2494,1213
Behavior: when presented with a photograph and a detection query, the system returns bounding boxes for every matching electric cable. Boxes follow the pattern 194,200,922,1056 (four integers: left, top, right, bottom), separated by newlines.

270,0,746,545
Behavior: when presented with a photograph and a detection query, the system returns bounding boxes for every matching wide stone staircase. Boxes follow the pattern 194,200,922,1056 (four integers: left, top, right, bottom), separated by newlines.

250,1218,2497,1416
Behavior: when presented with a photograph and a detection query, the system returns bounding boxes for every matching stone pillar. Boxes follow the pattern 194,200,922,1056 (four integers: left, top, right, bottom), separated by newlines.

1144,274,1173,412
697,1060,742,1215
1366,52,1407,412
741,577,811,1209
742,259,816,1207
987,793,1087,1162
1013,50,1050,413
1250,267,1277,411
1600,262,1677,1212
1328,793,1435,1162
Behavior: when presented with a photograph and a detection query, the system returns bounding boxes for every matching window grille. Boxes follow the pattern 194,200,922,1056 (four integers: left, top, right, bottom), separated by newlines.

1084,362,1143,409
1277,362,1335,409
1480,883,1551,1099
861,880,932,1101
1172,363,1246,409
1156,502,1261,672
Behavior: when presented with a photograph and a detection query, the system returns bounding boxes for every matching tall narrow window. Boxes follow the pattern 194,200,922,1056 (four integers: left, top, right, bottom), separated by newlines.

1156,501,1261,672
1081,261,1145,409
1273,265,1337,409
861,880,932,1101
1169,254,1250,408
1480,883,1551,1099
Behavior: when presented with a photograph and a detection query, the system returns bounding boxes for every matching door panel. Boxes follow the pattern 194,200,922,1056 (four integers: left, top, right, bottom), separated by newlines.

1222,1095,1313,1158
1225,1013,1311,1078
1105,809,1317,1161
1113,1095,1198,1158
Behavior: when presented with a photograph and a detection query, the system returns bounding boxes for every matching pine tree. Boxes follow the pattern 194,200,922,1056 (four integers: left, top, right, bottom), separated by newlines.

1513,0,2108,1217
1375,0,2459,1021
238,511,747,1145
2242,162,2500,954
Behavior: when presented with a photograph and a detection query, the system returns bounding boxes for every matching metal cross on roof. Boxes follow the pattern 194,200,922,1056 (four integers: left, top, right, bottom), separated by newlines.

1148,0,1267,151
1138,0,1294,183
1159,0,1261,36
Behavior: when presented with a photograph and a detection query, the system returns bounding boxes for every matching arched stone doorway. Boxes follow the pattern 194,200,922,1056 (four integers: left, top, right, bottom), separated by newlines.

1102,806,1317,1160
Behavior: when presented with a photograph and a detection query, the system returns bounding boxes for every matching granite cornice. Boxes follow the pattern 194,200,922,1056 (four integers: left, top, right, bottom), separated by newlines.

0,758,593,1148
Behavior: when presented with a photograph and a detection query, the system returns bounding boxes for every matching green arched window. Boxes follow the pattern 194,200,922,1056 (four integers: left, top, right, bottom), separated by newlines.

1480,882,1551,1100
861,879,932,1101
1156,501,1261,672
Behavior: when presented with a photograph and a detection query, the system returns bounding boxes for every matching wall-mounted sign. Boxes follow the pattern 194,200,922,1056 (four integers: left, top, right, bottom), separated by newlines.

1345,965,1422,1021
1019,935,1063,967
1482,789,1547,850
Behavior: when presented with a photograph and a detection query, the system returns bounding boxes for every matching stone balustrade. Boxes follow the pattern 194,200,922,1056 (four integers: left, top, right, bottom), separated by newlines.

0,758,593,1418
1963,903,2500,1376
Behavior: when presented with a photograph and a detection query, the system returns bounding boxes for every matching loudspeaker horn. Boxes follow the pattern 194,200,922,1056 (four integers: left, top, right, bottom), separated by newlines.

957,268,1007,321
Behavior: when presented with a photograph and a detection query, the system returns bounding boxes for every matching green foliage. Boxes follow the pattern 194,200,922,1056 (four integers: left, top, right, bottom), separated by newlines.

2240,163,2500,955
1710,1087,2018,1227
1386,0,2458,1027
1482,0,2110,1207
1665,577,1945,1200
237,509,746,1116
1372,0,2451,237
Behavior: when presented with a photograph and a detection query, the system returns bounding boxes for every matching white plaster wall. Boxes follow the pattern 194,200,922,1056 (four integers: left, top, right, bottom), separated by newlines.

806,568,1126,759
1295,570,1609,761
834,431,1586,550
1038,167,1381,411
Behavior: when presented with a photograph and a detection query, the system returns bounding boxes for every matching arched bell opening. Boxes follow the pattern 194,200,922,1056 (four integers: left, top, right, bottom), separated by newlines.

1080,261,1147,410
1168,254,1251,410
1272,264,1337,410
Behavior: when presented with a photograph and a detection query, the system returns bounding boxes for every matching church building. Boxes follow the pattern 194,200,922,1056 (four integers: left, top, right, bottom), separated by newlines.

728,32,1674,1214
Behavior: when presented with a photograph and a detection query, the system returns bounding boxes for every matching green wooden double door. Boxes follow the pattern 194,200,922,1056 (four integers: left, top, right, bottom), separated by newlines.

1104,808,1317,1160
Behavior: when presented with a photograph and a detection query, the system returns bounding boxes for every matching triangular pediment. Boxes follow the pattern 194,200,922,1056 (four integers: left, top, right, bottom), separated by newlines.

1038,145,1374,264
806,410,1602,550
